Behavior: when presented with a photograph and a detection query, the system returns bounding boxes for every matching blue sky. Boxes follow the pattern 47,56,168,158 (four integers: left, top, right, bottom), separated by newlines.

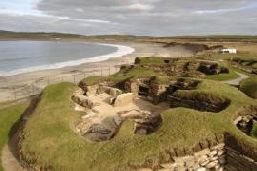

0,0,42,15
0,0,257,36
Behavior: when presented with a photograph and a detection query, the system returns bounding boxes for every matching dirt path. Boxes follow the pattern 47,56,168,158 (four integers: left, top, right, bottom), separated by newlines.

222,72,249,86
1,145,26,171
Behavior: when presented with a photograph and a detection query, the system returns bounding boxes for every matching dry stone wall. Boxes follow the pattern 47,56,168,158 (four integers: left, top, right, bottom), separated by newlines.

225,147,257,171
157,143,226,171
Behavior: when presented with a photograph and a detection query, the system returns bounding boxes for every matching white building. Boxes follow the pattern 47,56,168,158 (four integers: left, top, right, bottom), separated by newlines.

220,48,237,54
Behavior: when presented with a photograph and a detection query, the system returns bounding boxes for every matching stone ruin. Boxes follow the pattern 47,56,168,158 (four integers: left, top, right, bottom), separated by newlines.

73,76,257,170
138,132,257,171
72,83,164,142
123,77,201,105
134,57,230,77
168,93,231,113
234,105,257,135
71,94,96,109
197,62,229,75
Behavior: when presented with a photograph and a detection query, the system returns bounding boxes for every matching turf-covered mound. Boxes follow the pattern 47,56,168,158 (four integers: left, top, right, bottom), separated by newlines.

239,76,257,99
169,91,230,113
19,81,257,170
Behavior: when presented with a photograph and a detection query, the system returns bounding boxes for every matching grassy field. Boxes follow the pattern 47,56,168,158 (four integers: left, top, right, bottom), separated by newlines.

0,102,28,171
239,76,257,99
19,80,257,170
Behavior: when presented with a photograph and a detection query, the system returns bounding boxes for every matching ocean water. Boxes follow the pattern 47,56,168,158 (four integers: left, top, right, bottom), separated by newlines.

0,41,127,76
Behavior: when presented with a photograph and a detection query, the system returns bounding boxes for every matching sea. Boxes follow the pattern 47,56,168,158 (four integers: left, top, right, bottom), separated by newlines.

0,41,134,76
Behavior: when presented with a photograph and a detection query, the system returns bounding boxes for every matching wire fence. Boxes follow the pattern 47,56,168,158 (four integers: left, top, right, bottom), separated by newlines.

5,64,127,102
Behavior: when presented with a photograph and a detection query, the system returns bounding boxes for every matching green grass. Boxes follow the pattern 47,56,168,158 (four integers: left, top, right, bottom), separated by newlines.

0,102,28,171
19,80,257,170
108,66,160,83
205,69,239,81
251,121,257,138
79,66,161,87
239,76,257,99
136,57,170,66
79,76,106,86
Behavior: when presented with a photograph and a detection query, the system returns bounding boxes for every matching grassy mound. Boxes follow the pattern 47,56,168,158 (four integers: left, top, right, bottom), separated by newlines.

239,76,257,99
19,80,257,170
206,69,238,81
80,65,160,86
0,102,28,171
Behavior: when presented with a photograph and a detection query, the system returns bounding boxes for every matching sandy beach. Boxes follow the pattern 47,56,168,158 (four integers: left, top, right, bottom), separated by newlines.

0,40,194,102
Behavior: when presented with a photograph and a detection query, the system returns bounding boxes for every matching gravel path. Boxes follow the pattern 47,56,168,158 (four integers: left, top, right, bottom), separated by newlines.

221,72,249,86
1,145,25,171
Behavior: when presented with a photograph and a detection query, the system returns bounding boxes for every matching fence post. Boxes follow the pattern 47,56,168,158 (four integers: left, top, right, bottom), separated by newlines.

13,88,16,100
32,84,34,95
73,75,76,84
47,76,50,85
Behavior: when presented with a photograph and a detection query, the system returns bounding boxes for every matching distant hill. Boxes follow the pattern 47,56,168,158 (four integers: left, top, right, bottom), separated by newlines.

0,30,257,43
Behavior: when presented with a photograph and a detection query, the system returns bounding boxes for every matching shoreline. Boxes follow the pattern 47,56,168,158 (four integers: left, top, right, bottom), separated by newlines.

0,40,194,102
0,42,135,77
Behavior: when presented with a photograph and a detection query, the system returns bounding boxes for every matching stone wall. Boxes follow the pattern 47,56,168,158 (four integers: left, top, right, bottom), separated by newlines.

138,132,257,171
157,143,226,171
157,142,257,171
71,94,96,109
225,147,257,171
224,132,257,171
168,94,230,113
98,85,123,97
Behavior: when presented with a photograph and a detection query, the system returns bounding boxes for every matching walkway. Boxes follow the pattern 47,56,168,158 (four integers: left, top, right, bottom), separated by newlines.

221,72,249,86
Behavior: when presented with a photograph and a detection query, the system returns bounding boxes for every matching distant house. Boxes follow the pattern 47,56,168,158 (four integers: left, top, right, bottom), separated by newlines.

220,48,237,54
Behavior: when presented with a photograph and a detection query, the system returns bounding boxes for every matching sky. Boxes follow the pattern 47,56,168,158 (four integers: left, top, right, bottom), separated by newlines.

0,0,257,36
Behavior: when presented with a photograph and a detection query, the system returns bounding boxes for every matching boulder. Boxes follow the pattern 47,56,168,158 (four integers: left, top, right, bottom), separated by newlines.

83,123,114,142
82,117,122,142
114,93,134,107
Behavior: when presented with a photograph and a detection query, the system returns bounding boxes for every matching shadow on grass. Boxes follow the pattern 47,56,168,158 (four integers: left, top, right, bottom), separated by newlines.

7,95,41,165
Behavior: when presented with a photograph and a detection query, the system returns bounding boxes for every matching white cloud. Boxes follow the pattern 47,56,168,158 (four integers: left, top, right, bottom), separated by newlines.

1,0,257,36
126,3,154,11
